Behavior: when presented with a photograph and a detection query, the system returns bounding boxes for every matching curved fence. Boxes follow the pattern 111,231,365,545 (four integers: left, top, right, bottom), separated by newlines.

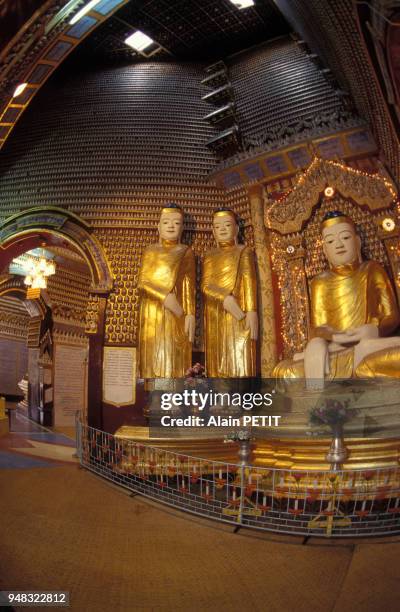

77,421,400,538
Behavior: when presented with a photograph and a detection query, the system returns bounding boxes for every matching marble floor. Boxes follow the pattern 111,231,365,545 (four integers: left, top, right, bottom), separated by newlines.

0,406,76,468
1,409,400,611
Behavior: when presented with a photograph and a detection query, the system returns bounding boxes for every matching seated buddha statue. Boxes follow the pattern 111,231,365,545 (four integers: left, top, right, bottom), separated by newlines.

273,211,400,387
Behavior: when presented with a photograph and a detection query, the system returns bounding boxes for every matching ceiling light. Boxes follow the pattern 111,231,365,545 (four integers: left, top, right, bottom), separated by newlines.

11,248,56,290
69,0,102,25
125,31,154,52
13,83,27,97
229,0,255,9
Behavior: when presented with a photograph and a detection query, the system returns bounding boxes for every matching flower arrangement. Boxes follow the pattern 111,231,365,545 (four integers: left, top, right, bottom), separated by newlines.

185,362,206,380
225,430,252,442
310,398,356,426
184,363,208,413
184,363,207,388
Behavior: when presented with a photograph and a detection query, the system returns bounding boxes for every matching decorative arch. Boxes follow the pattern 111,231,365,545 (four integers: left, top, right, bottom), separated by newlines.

0,1,130,152
0,206,112,429
265,157,398,234
0,206,113,293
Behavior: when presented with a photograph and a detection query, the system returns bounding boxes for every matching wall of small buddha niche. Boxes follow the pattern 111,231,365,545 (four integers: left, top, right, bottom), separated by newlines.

48,264,90,426
0,295,29,395
0,59,257,347
274,0,400,185
226,37,350,152
0,36,385,428
0,56,258,428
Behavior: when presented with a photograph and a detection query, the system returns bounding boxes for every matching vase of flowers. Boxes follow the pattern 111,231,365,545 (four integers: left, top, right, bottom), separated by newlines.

185,363,206,381
225,430,253,466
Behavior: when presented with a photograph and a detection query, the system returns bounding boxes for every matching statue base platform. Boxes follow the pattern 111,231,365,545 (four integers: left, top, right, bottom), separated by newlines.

115,379,400,471
114,425,400,470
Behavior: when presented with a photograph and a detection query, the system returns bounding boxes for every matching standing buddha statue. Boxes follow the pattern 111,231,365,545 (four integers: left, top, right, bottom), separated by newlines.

137,203,195,379
202,208,258,377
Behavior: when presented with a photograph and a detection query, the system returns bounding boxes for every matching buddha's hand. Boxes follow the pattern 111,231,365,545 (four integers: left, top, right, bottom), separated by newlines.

223,295,245,321
184,314,195,342
312,325,337,341
164,292,184,318
345,323,379,342
245,311,258,340
332,323,379,345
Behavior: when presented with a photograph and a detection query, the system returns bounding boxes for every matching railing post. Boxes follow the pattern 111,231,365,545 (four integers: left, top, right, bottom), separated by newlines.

237,462,245,525
75,410,82,462
237,435,252,526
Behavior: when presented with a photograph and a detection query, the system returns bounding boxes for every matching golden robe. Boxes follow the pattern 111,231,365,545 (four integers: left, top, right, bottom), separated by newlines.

138,243,195,378
274,260,400,379
202,244,257,377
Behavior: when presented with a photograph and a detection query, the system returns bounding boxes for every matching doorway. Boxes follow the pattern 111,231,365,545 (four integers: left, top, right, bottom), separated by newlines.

0,240,93,431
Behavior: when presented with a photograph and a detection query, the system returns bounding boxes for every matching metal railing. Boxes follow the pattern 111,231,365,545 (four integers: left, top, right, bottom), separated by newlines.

77,420,400,538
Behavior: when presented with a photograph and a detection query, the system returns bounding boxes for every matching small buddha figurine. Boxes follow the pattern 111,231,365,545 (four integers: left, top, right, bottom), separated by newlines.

274,211,400,386
137,203,195,378
202,208,258,377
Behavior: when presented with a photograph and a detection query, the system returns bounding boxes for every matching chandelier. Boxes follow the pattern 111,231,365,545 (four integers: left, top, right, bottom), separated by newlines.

9,246,56,289
23,249,56,289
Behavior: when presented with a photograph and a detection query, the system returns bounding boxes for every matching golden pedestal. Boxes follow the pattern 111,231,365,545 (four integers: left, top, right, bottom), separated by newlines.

115,380,400,471
114,425,400,471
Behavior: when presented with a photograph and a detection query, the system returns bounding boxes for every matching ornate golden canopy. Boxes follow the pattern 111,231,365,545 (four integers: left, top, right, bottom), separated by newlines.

265,158,397,235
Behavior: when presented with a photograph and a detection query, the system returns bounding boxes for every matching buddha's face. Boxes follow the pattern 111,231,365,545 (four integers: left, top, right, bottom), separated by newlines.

213,214,238,244
322,221,361,267
158,212,183,242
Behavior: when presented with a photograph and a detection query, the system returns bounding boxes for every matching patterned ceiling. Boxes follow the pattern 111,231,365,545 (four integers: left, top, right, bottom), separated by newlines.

71,0,291,62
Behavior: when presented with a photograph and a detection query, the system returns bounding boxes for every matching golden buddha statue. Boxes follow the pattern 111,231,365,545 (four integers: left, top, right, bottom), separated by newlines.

274,211,400,387
202,208,258,377
137,204,195,378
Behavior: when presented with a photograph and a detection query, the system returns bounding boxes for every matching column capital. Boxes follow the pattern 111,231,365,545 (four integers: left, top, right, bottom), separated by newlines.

247,183,264,199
